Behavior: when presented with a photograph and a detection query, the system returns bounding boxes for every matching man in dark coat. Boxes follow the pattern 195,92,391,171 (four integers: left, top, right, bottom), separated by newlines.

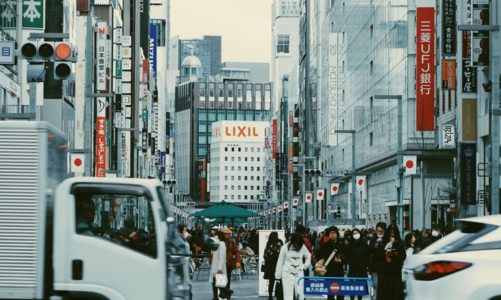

317,226,345,300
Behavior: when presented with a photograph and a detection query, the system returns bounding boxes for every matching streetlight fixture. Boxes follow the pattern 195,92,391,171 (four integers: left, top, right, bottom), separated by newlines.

374,94,404,234
335,129,357,228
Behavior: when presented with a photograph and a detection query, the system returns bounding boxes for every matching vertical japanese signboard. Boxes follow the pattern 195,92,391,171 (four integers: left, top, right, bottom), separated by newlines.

442,0,456,55
416,1,435,131
96,22,108,92
272,119,277,160
95,97,107,177
459,143,477,205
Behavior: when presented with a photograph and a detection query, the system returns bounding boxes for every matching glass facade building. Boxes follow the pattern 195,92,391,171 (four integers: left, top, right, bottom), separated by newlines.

178,36,222,80
175,81,272,202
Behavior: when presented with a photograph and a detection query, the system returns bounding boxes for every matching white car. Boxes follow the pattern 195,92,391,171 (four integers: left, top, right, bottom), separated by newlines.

403,215,501,300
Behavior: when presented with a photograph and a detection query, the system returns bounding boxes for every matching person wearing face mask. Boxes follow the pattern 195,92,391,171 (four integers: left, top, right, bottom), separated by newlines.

177,224,192,254
368,222,386,298
376,224,406,300
421,224,444,249
346,228,370,300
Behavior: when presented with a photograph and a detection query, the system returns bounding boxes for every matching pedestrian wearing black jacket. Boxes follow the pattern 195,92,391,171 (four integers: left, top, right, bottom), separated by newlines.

317,226,345,300
376,224,406,300
368,222,386,298
346,228,370,300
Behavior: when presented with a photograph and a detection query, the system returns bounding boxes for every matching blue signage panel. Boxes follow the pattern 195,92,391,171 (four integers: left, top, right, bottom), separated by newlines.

149,23,158,79
304,277,368,296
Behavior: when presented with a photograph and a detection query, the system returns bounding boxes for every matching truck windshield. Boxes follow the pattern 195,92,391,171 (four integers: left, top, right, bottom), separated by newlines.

75,192,157,257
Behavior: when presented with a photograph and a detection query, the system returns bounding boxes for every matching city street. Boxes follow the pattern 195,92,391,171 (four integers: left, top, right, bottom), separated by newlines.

191,269,373,300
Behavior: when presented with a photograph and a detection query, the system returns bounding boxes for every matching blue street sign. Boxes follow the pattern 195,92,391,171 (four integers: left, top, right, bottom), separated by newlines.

303,277,369,296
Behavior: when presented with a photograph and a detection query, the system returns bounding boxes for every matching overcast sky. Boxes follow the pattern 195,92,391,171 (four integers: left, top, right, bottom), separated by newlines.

170,0,272,63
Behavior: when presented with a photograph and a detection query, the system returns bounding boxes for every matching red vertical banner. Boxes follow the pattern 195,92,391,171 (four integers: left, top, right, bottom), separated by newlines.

416,6,435,131
95,116,106,177
272,119,277,160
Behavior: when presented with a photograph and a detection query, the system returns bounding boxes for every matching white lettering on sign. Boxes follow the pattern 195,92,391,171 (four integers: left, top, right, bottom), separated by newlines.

23,0,41,22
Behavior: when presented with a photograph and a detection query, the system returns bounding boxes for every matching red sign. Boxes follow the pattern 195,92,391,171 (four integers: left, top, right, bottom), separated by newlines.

416,6,435,131
330,282,340,293
272,119,278,160
442,59,456,89
95,116,106,177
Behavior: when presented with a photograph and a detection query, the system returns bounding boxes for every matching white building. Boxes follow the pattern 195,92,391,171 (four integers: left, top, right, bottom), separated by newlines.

210,121,268,203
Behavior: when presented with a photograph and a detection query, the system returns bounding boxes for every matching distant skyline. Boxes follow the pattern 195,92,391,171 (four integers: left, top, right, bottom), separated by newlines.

170,0,272,64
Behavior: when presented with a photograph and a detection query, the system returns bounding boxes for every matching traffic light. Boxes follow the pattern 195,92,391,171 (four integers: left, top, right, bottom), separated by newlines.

164,179,176,185
53,42,75,80
20,41,55,61
20,41,76,80
304,169,322,176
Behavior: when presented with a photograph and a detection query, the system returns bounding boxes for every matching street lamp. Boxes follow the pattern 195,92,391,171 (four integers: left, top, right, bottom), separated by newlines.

374,94,404,234
335,130,356,228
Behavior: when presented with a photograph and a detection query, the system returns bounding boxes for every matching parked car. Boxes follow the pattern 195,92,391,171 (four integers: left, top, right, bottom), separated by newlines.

403,215,501,300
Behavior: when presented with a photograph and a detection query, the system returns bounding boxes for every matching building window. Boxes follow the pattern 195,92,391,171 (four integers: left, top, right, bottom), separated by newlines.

251,167,254,171
251,176,254,180
277,34,290,53
370,132,374,146
231,166,235,171
225,176,228,180
238,166,241,171
257,167,260,171
231,185,235,190
245,157,248,162
225,157,228,161
245,167,248,171
224,195,228,200
238,157,241,162
231,157,235,162
225,166,228,171
257,186,260,190
231,176,235,180
244,176,248,180
224,185,228,190
225,147,228,152
257,157,260,162
238,176,241,180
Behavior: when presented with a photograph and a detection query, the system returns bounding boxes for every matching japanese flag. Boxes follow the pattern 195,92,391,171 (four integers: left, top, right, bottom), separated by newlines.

292,197,299,207
316,189,325,201
331,183,340,195
71,153,85,174
356,176,366,191
403,155,417,175
278,205,283,212
305,192,313,203
272,207,277,213
283,201,289,209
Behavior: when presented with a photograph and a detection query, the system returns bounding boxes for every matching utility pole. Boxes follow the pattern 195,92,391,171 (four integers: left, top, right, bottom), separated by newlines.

336,130,356,228
375,95,404,235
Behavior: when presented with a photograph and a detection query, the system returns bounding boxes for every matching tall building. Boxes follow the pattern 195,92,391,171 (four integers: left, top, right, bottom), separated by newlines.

210,120,268,205
310,0,454,230
178,36,222,80
175,80,272,203
271,0,301,225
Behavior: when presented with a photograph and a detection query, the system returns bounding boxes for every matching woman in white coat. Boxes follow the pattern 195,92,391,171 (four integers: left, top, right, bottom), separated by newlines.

275,233,311,300
209,231,228,300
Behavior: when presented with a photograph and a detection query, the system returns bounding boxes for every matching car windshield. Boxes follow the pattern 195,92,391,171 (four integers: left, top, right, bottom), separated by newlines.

421,221,496,254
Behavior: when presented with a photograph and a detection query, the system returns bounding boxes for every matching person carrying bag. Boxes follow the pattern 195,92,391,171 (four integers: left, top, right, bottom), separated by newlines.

314,249,337,276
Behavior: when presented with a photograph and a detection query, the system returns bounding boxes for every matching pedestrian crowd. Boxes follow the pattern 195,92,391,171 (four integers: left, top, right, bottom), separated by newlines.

177,222,449,300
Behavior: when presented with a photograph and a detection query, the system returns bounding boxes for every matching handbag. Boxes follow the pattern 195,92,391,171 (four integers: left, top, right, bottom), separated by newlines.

274,280,284,300
215,271,228,288
314,249,337,276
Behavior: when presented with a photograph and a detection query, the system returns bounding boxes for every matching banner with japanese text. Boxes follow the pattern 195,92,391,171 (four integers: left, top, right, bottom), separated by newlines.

416,4,435,131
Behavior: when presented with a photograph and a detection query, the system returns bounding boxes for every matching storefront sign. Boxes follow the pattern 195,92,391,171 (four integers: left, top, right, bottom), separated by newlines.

416,4,435,131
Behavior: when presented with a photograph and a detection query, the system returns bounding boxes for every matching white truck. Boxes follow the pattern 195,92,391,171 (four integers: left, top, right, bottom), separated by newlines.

0,121,191,300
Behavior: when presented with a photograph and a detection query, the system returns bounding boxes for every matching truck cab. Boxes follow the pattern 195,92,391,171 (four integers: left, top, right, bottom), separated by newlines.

52,177,172,300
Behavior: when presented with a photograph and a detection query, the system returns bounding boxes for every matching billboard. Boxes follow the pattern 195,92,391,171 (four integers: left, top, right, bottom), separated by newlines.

416,3,435,131
211,120,268,143
459,143,477,205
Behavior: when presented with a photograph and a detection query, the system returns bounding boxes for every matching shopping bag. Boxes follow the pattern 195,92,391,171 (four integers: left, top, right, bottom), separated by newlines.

215,271,228,288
